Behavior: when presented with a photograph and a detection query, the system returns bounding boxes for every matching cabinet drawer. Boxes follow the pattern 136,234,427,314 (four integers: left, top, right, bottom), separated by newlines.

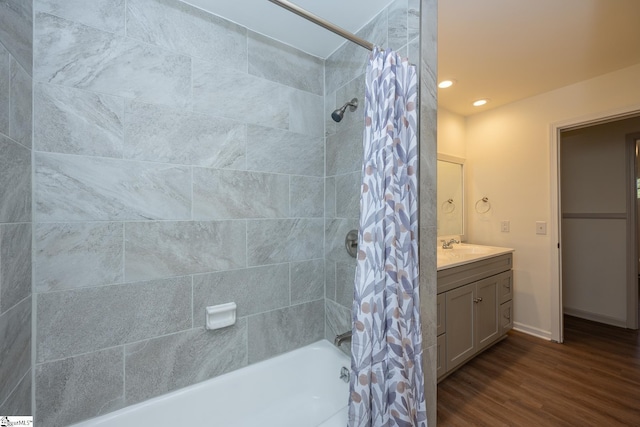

437,334,446,379
437,293,446,336
500,300,514,333
498,270,513,304
437,253,512,293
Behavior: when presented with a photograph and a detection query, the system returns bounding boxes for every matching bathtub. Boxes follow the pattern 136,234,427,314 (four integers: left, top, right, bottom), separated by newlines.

70,340,350,427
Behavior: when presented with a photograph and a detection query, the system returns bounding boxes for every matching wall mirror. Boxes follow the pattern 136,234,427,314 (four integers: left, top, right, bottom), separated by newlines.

437,154,465,239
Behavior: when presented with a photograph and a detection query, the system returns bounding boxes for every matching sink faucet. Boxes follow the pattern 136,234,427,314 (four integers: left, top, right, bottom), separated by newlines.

334,331,352,347
441,238,460,249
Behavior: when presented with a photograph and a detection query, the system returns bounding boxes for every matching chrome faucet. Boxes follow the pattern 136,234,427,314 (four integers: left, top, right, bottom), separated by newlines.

441,238,460,249
334,330,352,347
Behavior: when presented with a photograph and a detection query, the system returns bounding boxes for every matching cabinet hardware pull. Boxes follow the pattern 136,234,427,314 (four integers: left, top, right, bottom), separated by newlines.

473,297,483,303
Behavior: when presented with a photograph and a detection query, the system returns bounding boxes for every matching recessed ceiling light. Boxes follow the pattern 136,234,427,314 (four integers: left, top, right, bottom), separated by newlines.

438,80,455,89
473,99,488,107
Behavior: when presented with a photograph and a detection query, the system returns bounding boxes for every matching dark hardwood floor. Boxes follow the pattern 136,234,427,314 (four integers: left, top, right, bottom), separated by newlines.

437,316,640,426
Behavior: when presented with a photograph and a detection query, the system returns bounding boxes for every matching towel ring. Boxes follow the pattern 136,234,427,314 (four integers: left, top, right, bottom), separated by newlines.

475,197,491,214
441,199,456,214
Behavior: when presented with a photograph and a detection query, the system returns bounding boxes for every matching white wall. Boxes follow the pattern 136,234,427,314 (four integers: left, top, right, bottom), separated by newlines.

437,107,466,158
463,63,640,338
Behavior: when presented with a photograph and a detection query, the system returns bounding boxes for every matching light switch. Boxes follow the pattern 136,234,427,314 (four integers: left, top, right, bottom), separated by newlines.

500,220,510,232
536,221,547,235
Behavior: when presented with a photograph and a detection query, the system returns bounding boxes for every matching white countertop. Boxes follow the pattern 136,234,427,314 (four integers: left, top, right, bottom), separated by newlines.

437,243,514,271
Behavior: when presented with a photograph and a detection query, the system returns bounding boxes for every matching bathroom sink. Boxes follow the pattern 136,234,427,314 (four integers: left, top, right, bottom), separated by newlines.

445,244,494,255
437,243,514,270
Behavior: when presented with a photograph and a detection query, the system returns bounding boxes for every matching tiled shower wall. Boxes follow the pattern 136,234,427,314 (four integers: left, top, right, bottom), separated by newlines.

0,0,33,417
32,0,325,424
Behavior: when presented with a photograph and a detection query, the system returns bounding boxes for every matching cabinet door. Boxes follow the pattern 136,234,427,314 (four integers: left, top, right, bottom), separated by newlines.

437,293,446,336
437,334,446,380
445,283,475,371
498,271,513,304
500,300,514,334
475,275,500,351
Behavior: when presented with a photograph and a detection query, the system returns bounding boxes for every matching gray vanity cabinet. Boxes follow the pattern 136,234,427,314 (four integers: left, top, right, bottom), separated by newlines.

437,254,513,381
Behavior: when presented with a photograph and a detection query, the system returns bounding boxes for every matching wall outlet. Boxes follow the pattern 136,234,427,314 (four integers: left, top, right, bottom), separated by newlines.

500,220,510,232
536,221,547,235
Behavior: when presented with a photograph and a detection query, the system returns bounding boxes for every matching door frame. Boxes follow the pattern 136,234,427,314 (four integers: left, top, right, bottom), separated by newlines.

550,104,640,343
626,132,640,329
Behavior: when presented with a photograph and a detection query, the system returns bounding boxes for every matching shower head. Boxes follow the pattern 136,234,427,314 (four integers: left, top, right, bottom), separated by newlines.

331,98,358,123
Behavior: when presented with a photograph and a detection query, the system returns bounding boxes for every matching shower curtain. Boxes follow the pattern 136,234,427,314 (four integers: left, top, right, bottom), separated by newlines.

348,48,426,426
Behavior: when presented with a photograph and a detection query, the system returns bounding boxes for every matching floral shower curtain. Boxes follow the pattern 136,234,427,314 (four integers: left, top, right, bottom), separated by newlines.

348,48,426,426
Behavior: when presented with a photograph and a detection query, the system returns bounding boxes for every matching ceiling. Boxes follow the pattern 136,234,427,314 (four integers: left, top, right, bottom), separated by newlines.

184,0,640,117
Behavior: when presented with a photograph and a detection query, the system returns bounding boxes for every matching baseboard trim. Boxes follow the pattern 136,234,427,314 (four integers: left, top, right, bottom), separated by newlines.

563,307,627,328
513,322,552,341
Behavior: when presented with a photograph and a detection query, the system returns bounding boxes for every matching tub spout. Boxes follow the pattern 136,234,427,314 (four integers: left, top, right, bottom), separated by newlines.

334,330,352,347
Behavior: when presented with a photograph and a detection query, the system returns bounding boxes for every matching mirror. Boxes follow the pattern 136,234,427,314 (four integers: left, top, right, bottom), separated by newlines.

437,154,465,239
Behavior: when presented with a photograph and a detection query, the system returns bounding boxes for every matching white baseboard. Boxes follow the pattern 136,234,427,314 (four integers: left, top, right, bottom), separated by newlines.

563,307,627,328
513,322,552,341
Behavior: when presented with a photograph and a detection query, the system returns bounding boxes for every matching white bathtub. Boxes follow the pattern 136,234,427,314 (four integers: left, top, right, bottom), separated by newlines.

71,340,350,427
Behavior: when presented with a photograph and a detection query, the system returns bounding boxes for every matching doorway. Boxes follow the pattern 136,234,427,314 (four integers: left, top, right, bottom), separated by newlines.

554,115,640,341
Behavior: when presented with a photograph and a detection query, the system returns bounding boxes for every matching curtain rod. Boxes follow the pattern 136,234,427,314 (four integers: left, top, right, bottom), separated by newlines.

268,0,374,51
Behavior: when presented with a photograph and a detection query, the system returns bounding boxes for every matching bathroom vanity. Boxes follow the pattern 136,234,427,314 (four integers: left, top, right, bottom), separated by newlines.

436,243,514,382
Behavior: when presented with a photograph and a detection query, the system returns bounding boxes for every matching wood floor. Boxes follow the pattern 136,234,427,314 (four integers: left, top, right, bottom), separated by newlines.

437,316,640,426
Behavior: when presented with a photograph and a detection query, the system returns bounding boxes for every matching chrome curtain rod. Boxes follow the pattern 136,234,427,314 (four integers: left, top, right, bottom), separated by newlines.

268,0,374,51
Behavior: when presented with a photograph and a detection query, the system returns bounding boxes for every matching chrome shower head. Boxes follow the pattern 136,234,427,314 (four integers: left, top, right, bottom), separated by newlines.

331,98,358,123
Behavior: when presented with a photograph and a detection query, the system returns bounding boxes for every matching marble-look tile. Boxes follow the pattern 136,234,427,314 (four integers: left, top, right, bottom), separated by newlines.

0,44,9,135
325,259,336,301
193,265,289,320
419,226,438,349
124,101,246,169
290,176,324,218
125,221,246,282
324,91,337,137
325,218,359,264
388,0,408,51
36,277,192,362
335,172,361,219
248,299,324,363
246,125,324,177
0,297,31,405
325,299,352,355
125,322,247,405
192,60,290,130
35,347,124,427
34,152,191,221
0,135,31,223
34,12,191,108
325,177,336,219
34,83,124,157
408,37,420,65
193,168,289,220
423,343,438,427
127,0,246,69
9,58,32,148
325,12,387,95
408,0,420,42
288,89,324,137
34,222,123,292
335,261,356,309
290,259,324,304
335,74,366,130
35,0,125,34
247,219,324,266
326,122,364,176
248,31,323,96
0,0,32,76
0,223,31,313
420,1,438,423
0,368,31,416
